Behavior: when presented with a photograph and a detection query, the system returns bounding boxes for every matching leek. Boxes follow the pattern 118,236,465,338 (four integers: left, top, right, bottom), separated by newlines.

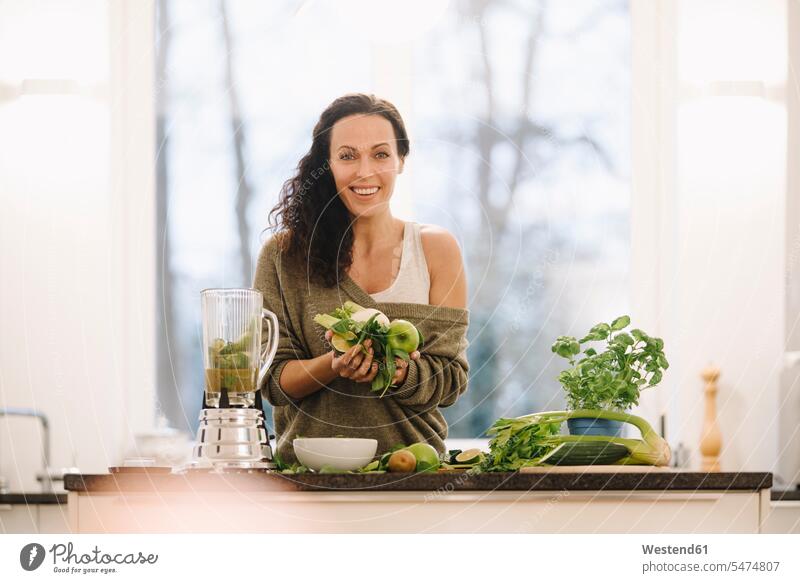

477,409,671,472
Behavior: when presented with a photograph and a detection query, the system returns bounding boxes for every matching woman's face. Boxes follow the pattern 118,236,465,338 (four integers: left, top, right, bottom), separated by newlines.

329,114,404,218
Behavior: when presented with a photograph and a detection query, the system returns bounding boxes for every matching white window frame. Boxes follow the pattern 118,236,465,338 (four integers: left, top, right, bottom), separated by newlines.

124,0,656,436
629,0,679,424
109,0,157,434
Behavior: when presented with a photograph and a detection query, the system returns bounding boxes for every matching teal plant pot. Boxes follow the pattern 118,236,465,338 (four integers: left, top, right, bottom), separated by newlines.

567,417,624,437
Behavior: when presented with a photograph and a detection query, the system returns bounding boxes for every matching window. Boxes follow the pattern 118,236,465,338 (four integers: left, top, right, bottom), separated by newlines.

410,0,630,435
155,0,630,437
154,0,372,430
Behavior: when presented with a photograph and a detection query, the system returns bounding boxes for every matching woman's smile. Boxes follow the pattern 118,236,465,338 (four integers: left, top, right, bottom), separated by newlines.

350,185,381,197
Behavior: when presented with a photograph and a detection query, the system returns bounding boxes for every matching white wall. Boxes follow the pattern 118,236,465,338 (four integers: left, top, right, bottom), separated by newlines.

780,0,800,485
631,0,788,474
0,0,155,491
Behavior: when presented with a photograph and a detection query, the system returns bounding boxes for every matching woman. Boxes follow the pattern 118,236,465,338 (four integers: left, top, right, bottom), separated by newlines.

254,93,469,463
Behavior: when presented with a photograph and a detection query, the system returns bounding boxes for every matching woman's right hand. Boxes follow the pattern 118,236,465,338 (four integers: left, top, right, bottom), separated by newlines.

326,330,379,383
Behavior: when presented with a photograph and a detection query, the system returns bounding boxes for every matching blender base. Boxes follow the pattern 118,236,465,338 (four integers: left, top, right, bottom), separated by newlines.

174,459,276,473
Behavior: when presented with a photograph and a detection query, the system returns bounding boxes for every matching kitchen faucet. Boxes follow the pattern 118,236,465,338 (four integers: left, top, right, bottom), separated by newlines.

0,407,51,493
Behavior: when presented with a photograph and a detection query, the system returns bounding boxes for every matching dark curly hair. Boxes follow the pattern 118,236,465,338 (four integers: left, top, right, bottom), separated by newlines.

267,93,410,287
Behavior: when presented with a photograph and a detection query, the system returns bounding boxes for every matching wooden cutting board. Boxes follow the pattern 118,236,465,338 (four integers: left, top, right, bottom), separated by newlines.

519,465,673,473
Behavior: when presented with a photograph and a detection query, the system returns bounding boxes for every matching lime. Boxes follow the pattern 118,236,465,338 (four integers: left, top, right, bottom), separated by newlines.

360,460,381,472
331,333,355,353
454,448,483,464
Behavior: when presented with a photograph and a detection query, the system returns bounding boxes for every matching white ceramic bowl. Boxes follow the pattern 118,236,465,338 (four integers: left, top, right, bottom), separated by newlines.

292,437,378,471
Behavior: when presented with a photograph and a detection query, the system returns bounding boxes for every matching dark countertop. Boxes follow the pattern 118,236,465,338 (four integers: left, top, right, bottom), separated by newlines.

0,492,67,504
771,488,800,501
64,470,772,494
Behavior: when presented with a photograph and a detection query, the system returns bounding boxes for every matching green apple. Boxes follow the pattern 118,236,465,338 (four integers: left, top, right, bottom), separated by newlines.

387,319,420,354
404,442,440,472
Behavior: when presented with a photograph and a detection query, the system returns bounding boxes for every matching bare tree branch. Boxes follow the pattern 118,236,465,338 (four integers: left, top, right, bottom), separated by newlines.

540,0,628,41
443,0,625,432
474,0,495,240
499,0,545,229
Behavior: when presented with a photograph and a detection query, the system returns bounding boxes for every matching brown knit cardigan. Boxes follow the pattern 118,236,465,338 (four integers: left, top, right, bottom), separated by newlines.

253,235,470,463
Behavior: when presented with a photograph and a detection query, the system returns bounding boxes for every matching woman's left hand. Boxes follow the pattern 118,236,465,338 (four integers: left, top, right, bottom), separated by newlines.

391,351,421,386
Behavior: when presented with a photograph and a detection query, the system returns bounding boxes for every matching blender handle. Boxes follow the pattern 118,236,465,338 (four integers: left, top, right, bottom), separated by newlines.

258,308,280,389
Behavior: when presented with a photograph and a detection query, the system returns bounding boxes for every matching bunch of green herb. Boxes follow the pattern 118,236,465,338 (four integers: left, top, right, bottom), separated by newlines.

315,302,424,397
474,416,562,472
328,313,396,396
550,315,669,411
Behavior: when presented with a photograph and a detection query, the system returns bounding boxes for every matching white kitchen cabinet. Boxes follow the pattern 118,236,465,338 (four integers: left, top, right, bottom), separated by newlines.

763,502,800,534
38,504,71,533
0,504,38,533
69,489,767,534
0,503,71,533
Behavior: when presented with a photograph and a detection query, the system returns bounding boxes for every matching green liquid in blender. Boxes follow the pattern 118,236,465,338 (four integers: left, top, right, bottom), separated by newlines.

205,341,257,407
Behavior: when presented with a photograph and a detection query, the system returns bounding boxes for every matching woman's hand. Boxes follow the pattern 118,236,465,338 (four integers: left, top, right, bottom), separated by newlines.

327,331,379,383
325,330,421,385
390,350,421,386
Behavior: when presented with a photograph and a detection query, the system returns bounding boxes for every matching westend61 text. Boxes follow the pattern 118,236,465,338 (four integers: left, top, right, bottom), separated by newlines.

49,543,159,565
642,544,708,555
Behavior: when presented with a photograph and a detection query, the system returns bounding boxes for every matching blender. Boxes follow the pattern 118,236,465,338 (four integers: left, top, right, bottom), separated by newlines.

179,288,280,471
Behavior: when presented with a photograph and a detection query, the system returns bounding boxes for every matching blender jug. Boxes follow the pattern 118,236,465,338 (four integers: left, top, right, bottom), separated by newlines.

201,288,279,408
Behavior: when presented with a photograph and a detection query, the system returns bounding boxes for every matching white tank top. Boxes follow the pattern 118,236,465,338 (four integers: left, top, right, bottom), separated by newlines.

369,221,431,304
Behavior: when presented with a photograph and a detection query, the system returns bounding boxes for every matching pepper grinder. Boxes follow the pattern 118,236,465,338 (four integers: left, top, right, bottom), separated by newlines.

699,365,722,472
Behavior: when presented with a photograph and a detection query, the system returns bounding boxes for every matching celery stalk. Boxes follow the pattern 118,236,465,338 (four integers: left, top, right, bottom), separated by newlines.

313,314,340,329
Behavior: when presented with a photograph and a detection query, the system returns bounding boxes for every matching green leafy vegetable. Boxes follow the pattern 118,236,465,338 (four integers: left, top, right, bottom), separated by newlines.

313,302,424,397
551,315,669,411
273,454,310,474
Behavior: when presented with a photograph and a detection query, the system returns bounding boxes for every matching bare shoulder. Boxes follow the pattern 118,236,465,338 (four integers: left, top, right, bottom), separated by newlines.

418,224,467,308
419,224,463,263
